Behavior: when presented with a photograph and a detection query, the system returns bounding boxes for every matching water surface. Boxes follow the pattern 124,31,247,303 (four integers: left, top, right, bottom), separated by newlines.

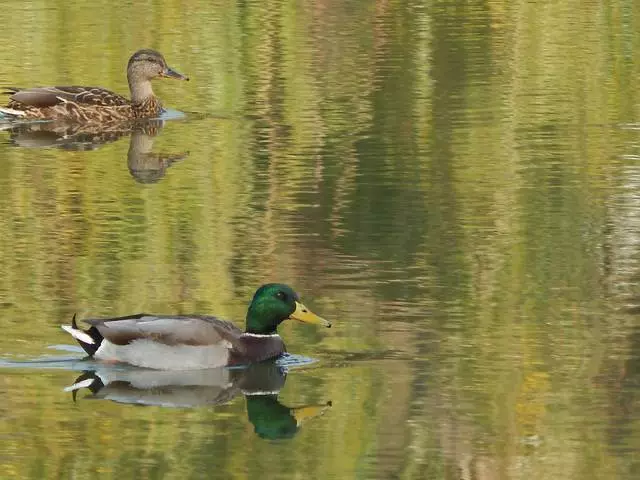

2,1,640,479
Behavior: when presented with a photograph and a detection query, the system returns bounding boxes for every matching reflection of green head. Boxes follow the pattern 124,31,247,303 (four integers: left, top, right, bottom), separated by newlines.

246,395,333,440
246,395,298,440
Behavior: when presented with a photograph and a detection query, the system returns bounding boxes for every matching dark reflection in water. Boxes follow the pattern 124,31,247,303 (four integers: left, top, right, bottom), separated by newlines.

126,126,189,184
66,362,331,440
1,118,188,183
3,0,640,479
603,326,640,453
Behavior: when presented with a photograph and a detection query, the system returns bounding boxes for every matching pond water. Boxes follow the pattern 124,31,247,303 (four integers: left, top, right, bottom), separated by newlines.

2,1,640,479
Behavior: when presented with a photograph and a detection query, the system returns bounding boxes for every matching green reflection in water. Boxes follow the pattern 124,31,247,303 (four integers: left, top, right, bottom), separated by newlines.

1,0,640,479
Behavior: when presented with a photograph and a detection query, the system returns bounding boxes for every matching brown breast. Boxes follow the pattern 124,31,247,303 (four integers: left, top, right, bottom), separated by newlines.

228,334,286,365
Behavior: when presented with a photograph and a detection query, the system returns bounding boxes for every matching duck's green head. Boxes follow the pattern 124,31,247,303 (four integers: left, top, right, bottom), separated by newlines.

245,283,331,335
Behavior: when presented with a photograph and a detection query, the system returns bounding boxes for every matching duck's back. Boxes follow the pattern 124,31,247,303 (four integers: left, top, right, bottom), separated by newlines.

86,314,240,346
2,86,136,122
7,86,130,108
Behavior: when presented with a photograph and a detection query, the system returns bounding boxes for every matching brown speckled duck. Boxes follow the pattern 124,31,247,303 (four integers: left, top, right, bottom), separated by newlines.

0,49,188,123
61,284,332,370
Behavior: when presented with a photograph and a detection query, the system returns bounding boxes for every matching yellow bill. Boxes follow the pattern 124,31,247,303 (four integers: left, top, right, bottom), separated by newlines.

292,401,333,426
289,301,332,327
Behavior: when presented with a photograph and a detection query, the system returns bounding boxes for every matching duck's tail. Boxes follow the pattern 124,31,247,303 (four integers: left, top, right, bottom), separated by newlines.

0,107,27,120
61,314,103,356
64,371,105,402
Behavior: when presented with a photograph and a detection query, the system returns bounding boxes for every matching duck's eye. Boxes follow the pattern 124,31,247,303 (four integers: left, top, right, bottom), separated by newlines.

275,291,287,301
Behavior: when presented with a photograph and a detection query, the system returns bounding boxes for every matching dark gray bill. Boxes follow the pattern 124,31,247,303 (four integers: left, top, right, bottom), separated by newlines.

163,67,189,81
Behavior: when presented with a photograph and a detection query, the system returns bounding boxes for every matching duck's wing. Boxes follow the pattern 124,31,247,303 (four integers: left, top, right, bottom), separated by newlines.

84,314,243,347
7,86,130,108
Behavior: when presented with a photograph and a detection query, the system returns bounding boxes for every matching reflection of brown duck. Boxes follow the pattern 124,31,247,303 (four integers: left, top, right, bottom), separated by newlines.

0,50,188,122
127,127,188,184
2,118,140,150
1,119,189,183
66,362,332,440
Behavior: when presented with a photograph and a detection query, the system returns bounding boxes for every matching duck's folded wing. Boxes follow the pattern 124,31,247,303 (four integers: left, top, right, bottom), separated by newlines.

9,86,129,107
85,314,242,346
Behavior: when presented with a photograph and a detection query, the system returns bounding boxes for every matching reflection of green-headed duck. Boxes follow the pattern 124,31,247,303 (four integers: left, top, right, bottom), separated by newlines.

1,49,188,122
66,362,332,440
61,284,331,370
247,395,332,440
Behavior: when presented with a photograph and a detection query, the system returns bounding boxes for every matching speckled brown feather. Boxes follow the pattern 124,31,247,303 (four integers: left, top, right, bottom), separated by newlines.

8,86,129,107
5,89,163,122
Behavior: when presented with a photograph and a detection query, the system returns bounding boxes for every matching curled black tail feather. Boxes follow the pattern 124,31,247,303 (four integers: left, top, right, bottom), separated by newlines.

70,372,104,402
71,313,103,356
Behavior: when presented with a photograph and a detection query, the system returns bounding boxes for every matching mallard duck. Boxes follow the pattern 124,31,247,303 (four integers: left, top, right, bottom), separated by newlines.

0,49,188,123
61,284,331,370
